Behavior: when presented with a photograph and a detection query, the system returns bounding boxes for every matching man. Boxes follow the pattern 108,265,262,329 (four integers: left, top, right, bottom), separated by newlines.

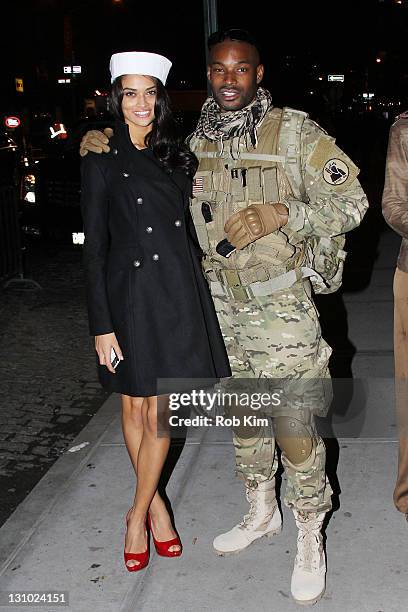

382,110,408,523
80,30,368,605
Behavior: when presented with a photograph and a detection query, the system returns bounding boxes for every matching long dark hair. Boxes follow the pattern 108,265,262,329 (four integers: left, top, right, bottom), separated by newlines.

109,76,198,178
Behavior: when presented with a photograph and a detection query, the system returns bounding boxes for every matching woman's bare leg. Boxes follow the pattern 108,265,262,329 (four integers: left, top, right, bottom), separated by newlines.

121,394,144,473
122,395,166,516
143,396,180,552
124,395,179,567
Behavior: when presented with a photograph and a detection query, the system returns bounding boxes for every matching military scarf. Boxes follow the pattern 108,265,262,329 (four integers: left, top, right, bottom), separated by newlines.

189,87,273,157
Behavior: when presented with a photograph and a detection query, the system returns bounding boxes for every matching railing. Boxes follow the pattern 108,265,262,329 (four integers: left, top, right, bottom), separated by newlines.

0,186,41,289
0,186,22,283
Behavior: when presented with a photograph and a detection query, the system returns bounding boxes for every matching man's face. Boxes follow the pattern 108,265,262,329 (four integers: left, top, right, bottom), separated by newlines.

207,40,264,112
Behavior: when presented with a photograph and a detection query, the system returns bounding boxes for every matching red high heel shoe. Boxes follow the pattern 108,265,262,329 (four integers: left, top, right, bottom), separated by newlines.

124,511,149,572
147,512,182,557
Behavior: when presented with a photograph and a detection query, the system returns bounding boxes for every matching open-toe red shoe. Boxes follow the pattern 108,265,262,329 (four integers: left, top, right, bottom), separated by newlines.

147,512,182,557
124,512,149,572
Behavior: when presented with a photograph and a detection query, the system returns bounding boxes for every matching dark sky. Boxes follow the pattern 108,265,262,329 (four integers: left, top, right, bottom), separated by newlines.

1,0,408,106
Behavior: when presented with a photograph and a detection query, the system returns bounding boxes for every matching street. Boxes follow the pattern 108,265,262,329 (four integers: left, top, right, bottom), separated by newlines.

0,243,108,526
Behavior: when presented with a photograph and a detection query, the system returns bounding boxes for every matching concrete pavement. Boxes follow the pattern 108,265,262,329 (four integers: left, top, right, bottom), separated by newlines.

0,228,406,612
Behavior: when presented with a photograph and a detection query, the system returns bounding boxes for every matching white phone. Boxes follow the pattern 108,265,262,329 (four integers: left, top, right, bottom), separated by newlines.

110,347,120,369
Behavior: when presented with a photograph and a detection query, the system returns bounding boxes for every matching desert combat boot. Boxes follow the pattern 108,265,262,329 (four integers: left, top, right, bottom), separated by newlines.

213,478,282,555
291,510,326,606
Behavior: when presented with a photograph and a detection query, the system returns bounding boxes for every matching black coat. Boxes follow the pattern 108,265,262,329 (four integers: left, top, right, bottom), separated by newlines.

80,120,231,397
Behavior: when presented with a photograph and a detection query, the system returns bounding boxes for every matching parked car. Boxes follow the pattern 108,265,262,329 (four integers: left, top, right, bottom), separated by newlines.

19,114,113,244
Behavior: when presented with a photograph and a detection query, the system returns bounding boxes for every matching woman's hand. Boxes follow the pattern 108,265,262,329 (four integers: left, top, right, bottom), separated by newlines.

95,332,123,374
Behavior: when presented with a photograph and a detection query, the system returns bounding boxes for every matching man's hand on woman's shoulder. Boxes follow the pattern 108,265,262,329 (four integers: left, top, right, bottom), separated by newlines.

80,127,114,157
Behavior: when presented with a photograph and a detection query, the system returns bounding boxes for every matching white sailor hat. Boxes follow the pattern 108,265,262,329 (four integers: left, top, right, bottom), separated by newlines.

109,51,172,85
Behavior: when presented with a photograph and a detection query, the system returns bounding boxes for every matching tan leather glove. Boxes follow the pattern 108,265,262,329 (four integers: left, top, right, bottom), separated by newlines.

224,203,289,250
79,127,114,157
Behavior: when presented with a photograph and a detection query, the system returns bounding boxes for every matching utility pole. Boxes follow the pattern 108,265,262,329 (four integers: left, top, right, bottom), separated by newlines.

203,0,218,94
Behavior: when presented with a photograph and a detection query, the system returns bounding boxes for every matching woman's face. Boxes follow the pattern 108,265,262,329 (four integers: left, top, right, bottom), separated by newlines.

121,74,157,130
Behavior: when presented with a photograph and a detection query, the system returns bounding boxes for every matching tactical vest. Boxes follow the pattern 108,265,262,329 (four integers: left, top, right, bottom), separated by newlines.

189,107,345,299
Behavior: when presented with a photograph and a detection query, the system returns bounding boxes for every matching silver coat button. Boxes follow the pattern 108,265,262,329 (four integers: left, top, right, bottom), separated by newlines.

174,220,182,227
133,259,141,267
137,197,143,204
146,226,153,233
152,254,159,261
123,172,130,178
113,148,118,155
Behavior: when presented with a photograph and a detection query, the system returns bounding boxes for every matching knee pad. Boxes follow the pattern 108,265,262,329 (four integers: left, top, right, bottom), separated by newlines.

226,400,266,441
273,416,314,465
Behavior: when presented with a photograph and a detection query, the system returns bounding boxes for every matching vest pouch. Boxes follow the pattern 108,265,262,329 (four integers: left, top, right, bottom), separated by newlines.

247,166,262,201
230,167,246,202
212,167,231,197
305,235,347,294
262,167,280,203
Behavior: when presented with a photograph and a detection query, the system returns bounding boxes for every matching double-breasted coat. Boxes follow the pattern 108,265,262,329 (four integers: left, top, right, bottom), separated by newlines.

80,120,231,397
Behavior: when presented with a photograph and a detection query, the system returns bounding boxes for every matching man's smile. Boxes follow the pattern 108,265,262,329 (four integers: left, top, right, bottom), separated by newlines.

220,89,240,101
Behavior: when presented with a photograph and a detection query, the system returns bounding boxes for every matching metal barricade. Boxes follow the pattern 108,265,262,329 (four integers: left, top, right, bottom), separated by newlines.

0,186,22,283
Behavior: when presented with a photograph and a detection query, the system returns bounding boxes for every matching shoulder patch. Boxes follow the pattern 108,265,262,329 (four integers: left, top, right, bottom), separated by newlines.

192,170,212,195
323,158,349,185
193,175,205,194
307,136,360,192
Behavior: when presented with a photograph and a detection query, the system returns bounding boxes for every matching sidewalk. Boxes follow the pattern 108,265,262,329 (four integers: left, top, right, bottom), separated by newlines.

0,229,406,612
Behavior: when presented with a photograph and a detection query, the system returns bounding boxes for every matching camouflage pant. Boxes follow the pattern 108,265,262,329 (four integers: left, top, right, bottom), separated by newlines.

212,278,333,513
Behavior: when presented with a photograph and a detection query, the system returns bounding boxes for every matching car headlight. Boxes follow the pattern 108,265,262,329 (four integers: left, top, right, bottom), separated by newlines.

22,174,36,204
24,191,36,203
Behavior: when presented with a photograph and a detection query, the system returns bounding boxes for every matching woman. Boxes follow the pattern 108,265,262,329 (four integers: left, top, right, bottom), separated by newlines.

382,110,408,523
80,51,231,571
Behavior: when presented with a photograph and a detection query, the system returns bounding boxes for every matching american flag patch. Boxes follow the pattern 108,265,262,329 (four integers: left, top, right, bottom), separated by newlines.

193,176,204,194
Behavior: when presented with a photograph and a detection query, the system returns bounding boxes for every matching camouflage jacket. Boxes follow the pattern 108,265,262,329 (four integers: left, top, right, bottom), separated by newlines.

188,106,369,279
